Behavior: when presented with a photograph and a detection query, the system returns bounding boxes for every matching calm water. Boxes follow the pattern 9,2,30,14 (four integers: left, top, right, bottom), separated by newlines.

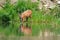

0,21,60,40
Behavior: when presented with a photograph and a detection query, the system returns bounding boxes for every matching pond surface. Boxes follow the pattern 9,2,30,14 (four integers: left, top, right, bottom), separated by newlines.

0,20,60,40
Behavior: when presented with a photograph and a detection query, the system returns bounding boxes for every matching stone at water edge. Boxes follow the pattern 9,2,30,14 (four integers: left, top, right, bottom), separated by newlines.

57,1,60,4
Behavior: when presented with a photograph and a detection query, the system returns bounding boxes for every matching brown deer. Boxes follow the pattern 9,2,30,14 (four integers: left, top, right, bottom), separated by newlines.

19,10,32,22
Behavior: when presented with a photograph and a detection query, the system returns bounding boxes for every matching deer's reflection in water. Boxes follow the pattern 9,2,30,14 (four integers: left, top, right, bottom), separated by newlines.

19,23,32,35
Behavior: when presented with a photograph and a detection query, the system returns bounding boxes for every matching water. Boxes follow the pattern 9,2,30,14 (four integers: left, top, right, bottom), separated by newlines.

0,20,60,40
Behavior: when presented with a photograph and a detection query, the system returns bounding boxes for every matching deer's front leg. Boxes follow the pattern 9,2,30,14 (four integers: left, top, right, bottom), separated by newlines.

29,15,32,18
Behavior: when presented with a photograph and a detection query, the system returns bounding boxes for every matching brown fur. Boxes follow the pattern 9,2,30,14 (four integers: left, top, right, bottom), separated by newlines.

20,10,32,22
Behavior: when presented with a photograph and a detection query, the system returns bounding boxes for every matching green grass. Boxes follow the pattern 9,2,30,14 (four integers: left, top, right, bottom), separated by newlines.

0,0,60,36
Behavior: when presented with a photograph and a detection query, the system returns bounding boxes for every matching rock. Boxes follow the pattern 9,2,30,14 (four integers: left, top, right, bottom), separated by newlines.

57,1,60,4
